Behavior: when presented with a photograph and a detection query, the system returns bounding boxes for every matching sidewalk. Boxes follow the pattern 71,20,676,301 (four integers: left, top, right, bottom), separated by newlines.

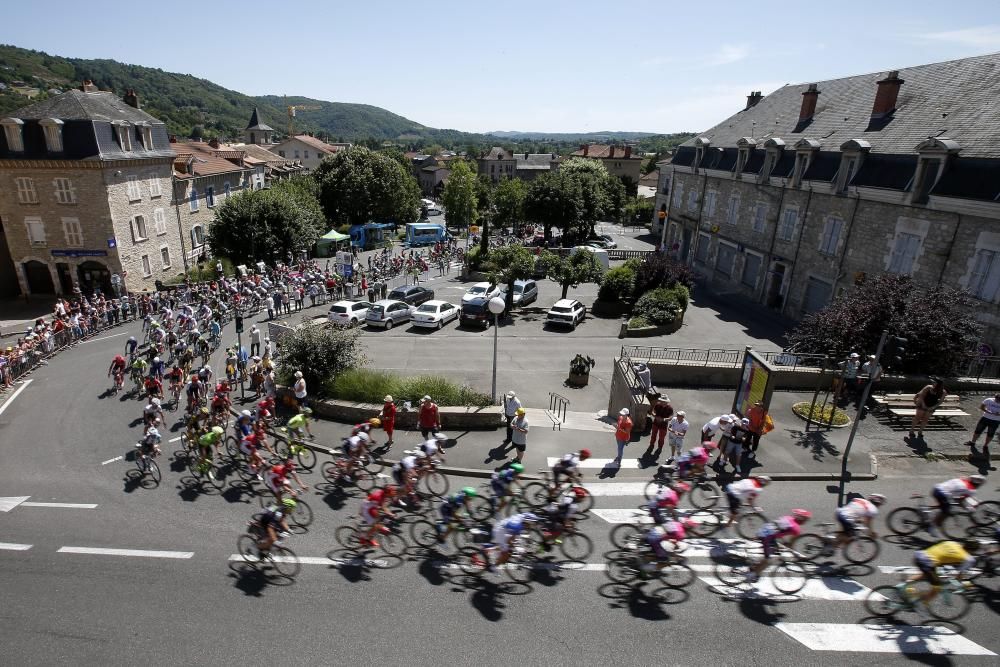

0,296,57,338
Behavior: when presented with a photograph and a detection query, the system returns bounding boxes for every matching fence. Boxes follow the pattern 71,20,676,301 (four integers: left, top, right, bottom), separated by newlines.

1,326,85,394
621,345,827,372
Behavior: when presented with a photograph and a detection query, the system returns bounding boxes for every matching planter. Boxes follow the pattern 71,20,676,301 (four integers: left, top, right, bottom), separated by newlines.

567,371,590,387
625,315,683,337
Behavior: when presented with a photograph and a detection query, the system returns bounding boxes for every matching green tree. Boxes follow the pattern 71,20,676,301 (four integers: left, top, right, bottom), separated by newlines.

442,159,479,237
541,249,604,299
524,171,582,242
485,244,537,313
493,177,527,234
313,146,420,228
276,321,368,398
377,146,410,170
476,175,494,254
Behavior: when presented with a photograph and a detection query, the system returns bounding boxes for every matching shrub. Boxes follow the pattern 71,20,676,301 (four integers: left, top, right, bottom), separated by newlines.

598,265,636,302
276,322,367,397
628,315,651,328
466,244,485,270
633,286,685,325
623,257,644,272
632,252,695,298
328,368,493,407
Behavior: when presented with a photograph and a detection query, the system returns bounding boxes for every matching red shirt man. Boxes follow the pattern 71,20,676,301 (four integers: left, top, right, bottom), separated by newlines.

380,395,397,445
418,396,440,438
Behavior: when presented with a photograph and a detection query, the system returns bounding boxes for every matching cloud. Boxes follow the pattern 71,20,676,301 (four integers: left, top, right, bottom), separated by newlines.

921,25,1000,50
641,43,749,69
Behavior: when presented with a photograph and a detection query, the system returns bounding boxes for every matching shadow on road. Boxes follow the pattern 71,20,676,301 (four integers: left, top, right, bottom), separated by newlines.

785,428,841,462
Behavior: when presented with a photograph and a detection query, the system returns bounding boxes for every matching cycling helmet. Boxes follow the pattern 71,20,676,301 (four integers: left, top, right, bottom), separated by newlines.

151,398,161,406
964,539,982,553
301,407,313,416
211,426,224,436
357,432,371,443
756,475,772,486
572,487,587,501
462,486,477,498
579,449,592,460
968,474,986,488
369,417,381,427
672,481,691,494
147,428,160,438
867,493,887,506
128,336,136,342
507,517,525,533
521,512,539,523
509,463,524,474
240,410,252,418
415,450,428,459
384,484,399,497
282,497,297,510
434,432,447,441
153,357,161,364
792,509,812,522
199,407,210,416
204,365,212,373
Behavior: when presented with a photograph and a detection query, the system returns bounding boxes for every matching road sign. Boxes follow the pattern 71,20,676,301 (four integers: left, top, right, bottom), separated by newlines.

107,238,117,249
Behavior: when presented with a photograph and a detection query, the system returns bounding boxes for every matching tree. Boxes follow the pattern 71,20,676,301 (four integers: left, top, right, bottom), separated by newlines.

313,146,420,229
786,274,982,376
485,244,537,313
476,175,494,254
540,249,605,299
209,178,326,262
276,321,367,398
524,171,582,243
442,159,479,237
377,146,410,170
493,177,527,234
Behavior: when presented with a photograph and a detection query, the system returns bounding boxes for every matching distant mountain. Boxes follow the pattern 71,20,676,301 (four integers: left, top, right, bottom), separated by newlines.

487,130,658,141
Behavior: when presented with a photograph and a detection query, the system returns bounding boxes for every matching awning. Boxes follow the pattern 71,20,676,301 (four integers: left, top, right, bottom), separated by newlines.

320,229,350,242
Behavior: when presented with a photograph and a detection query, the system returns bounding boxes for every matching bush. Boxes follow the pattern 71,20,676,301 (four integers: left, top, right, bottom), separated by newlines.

623,257,644,272
632,252,695,298
633,286,686,325
336,224,352,235
628,315,651,328
328,368,493,407
466,244,485,270
162,256,237,286
598,265,636,302
276,322,367,398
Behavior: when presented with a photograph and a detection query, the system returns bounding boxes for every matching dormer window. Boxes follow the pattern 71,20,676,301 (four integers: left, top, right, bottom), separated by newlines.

137,123,153,150
693,137,711,173
760,138,785,184
835,139,871,194
911,137,961,205
1,117,24,152
735,137,754,178
791,138,819,188
114,122,133,152
39,118,64,153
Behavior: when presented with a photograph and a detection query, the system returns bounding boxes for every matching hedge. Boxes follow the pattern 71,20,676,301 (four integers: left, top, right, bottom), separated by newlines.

327,368,493,407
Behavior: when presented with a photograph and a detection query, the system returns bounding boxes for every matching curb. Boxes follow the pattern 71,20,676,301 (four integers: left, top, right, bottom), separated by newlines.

873,451,1000,462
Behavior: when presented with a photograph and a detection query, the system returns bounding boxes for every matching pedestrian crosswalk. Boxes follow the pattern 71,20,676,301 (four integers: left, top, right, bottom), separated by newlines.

775,623,996,656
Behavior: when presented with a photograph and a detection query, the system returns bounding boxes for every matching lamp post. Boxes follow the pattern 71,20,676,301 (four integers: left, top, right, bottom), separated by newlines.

488,296,506,404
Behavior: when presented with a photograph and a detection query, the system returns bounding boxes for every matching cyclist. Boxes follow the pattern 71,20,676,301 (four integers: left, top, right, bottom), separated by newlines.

138,424,162,457
287,408,313,440
746,509,811,582
196,336,210,363
210,389,230,424
341,432,371,481
647,482,689,524
391,452,421,505
150,356,165,380
640,520,692,576
186,406,211,443
251,501,294,554
143,373,163,400
435,487,478,544
185,375,205,412
490,512,540,571
418,432,447,463
676,442,716,480
108,354,127,389
256,396,276,424
143,398,164,427
234,409,254,437
931,475,985,534
359,485,398,547
552,449,591,489
239,431,266,475
197,364,213,391
905,539,981,606
125,336,138,360
130,356,149,385
489,463,524,514
832,493,885,551
723,475,771,530
165,364,184,397
538,491,584,551
265,456,308,503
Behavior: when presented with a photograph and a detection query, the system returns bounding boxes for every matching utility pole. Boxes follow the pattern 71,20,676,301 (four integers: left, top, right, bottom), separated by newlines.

235,315,245,400
838,330,887,506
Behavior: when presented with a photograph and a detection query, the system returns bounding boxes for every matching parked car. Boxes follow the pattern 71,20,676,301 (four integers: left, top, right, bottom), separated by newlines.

388,285,435,306
327,300,371,326
461,282,502,304
501,279,538,307
586,234,617,250
411,300,459,329
545,299,586,329
365,299,414,329
460,300,496,328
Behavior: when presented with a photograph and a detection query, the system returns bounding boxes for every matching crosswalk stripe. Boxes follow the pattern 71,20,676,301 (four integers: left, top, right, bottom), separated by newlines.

21,502,98,509
227,554,387,567
0,542,32,551
774,622,996,655
591,508,721,525
700,575,874,601
582,483,649,497
548,457,644,469
58,546,194,559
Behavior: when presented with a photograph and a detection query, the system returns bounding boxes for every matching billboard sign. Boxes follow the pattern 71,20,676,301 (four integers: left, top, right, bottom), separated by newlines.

732,347,778,417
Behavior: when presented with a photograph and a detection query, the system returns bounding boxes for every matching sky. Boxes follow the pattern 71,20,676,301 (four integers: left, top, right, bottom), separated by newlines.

3,0,1000,134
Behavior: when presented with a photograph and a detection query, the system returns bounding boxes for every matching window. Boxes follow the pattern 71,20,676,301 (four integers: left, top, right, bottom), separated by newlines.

791,154,807,187
115,122,133,152
61,217,83,247
15,177,38,204
752,203,768,233
140,125,153,150
303,150,310,159
742,252,762,288
715,242,737,277
888,232,921,275
687,190,698,213
131,215,148,242
704,191,717,218
190,187,199,212
153,208,167,236
141,254,151,277
673,182,684,209
819,216,844,256
24,216,46,245
53,178,76,204
278,150,286,158
224,181,231,198
969,250,1000,303
726,195,740,226
694,233,710,264
160,246,171,270
40,118,64,152
1,117,25,151
149,177,162,198
206,186,216,208
126,175,141,201
913,158,942,204
777,208,798,242
294,150,300,159
191,225,205,247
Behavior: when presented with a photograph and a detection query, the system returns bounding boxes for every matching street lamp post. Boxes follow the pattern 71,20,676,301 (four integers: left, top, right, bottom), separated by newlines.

488,296,506,404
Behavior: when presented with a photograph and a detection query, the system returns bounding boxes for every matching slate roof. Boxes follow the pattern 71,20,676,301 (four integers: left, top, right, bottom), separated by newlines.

481,146,513,160
681,52,1000,158
289,134,340,154
172,141,250,178
245,107,274,132
515,153,558,170
570,144,641,159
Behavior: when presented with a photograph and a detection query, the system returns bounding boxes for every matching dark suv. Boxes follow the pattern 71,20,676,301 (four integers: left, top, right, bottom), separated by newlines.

387,285,435,306
460,300,494,328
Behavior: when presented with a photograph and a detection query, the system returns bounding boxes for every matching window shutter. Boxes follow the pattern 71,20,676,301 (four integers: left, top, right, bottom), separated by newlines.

981,252,1000,303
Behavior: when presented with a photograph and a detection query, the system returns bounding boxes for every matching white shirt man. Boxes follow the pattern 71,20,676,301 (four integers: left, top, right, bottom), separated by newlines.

667,412,689,460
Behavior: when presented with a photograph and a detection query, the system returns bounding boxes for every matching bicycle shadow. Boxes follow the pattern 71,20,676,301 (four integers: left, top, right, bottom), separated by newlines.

868,620,968,666
785,428,841,462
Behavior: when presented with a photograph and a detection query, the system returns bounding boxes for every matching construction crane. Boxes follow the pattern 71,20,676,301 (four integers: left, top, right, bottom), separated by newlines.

286,104,322,137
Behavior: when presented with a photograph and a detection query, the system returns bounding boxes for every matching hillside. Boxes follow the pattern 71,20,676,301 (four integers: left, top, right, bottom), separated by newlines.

488,130,657,141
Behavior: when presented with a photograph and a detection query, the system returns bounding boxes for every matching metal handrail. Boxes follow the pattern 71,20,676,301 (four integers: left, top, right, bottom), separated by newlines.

548,392,569,424
620,345,827,372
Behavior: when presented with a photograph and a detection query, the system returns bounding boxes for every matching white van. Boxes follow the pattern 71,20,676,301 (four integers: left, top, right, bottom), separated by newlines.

573,246,610,271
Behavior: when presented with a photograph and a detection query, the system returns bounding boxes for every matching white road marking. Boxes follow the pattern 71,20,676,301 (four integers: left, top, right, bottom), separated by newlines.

58,546,194,559
168,436,181,443
0,496,30,512
101,455,124,465
0,379,33,417
591,508,724,526
699,575,874,601
0,542,33,551
547,457,642,469
228,554,387,567
879,565,918,575
21,502,97,509
82,331,132,343
583,483,649,497
774,622,996,655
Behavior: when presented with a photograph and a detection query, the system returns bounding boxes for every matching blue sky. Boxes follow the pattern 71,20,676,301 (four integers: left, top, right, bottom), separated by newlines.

3,0,1000,134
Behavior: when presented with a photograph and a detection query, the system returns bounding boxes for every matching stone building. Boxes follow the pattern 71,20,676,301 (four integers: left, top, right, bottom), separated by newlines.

662,53,1000,346
569,144,642,190
477,147,560,184
270,134,345,172
0,84,177,295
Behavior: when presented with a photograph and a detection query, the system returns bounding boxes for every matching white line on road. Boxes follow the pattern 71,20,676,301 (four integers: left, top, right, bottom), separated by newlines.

228,554,388,567
774,622,996,655
168,436,181,443
58,546,194,559
0,496,30,512
584,483,649,497
0,542,33,551
101,455,124,465
21,502,97,509
82,331,132,343
0,379,33,417
549,457,642,469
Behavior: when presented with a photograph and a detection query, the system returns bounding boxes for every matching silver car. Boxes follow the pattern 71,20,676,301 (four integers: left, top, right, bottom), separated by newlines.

365,299,414,329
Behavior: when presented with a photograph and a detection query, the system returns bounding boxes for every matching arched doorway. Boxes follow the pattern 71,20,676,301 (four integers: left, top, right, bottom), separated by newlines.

23,260,55,294
77,261,113,296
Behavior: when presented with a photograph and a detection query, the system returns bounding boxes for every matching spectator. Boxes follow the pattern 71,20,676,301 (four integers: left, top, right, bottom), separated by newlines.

911,379,947,440
263,337,273,358
744,401,769,456
509,408,529,464
666,411,689,461
614,408,633,463
380,395,396,445
502,390,522,444
644,395,674,458
265,295,275,321
418,395,440,438
701,413,733,444
249,325,261,357
859,354,883,406
293,370,308,408
836,352,861,402
968,393,1000,461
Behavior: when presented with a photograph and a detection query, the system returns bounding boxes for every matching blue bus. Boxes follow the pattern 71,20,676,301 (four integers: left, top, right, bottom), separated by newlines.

405,222,447,246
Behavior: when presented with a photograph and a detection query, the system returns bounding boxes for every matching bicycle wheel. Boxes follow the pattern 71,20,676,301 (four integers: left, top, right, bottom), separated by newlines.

294,445,316,471
147,459,161,484
972,500,1000,526
420,471,449,498
504,553,535,583
466,496,492,522
224,436,239,460
206,463,226,490
567,486,593,513
269,546,301,578
687,510,721,537
360,453,385,475
792,533,827,562
644,479,669,502
558,531,593,561
926,589,971,621
865,585,906,617
521,482,551,508
887,507,924,536
689,482,720,510
288,499,313,528
135,454,149,474
605,556,640,584
409,520,442,549
378,531,406,557
941,514,971,540
321,461,343,484
610,523,645,551
771,561,808,594
273,436,291,459
336,525,362,550
736,512,766,539
458,547,489,576
237,534,259,564
353,469,377,492
713,560,751,587
660,563,696,588
844,536,880,564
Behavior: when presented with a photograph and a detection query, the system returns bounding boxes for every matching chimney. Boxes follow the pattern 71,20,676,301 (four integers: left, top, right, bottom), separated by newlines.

123,88,140,109
80,79,98,93
609,146,615,159
624,145,632,159
169,135,177,143
581,144,589,157
871,70,904,117
209,137,220,149
745,91,763,109
799,84,819,121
